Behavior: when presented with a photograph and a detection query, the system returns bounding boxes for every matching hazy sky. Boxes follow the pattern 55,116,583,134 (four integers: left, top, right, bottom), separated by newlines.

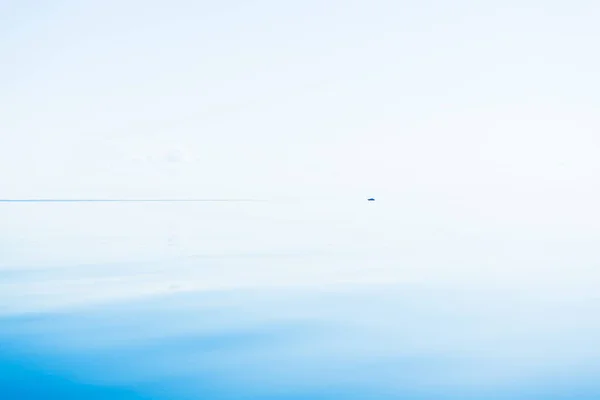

2,0,599,204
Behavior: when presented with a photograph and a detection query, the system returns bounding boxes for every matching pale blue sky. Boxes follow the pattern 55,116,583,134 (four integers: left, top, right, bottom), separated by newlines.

2,0,600,302
2,0,599,201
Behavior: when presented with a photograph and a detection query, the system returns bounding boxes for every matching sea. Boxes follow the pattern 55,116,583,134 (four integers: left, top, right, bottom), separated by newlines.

1,199,599,399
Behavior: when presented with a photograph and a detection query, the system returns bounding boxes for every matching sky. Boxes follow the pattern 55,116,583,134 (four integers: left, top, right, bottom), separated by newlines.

2,0,599,202
2,2,600,398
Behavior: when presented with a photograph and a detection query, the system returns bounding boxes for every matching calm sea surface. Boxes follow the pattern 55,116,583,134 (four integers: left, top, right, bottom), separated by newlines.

1,201,599,399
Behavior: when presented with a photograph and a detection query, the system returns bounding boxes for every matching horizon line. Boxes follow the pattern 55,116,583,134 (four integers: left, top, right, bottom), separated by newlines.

0,199,265,203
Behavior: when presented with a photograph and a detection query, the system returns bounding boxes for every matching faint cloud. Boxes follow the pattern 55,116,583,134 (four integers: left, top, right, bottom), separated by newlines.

112,137,195,165
163,147,190,164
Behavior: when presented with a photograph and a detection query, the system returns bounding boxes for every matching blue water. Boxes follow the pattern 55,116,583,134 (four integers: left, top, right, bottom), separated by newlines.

2,201,599,399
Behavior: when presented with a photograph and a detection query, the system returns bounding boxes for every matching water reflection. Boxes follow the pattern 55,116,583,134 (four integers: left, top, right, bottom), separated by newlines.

1,202,600,398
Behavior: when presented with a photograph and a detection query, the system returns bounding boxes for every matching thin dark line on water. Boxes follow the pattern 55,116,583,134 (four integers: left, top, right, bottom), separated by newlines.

0,199,265,203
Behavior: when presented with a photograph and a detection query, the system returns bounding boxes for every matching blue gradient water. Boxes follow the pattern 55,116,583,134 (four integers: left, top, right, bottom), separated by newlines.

2,201,599,399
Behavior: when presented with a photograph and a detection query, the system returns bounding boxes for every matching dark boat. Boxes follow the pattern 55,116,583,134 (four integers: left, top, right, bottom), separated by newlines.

367,198,375,201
